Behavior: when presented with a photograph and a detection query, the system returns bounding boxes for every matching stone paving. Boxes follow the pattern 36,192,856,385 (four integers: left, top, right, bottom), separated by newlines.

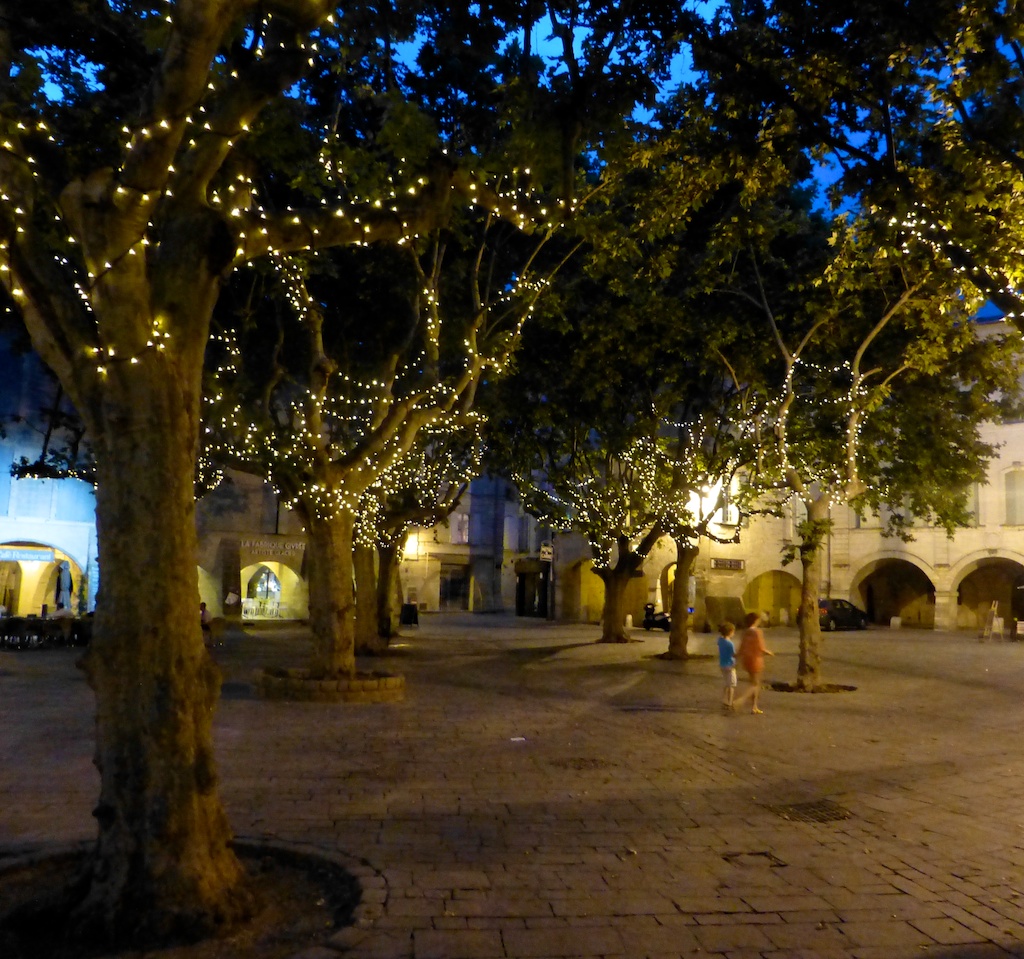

3,614,1024,958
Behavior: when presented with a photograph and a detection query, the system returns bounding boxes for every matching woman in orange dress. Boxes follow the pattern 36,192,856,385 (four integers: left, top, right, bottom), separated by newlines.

735,611,773,714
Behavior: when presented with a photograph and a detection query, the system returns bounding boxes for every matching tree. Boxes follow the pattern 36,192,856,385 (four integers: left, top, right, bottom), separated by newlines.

652,384,757,659
0,0,696,945
695,0,1024,331
205,223,556,676
354,428,482,653
483,267,757,646
720,208,1024,689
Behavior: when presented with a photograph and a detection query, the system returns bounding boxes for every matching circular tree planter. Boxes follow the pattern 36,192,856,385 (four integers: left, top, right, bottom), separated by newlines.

253,667,405,703
0,838,381,959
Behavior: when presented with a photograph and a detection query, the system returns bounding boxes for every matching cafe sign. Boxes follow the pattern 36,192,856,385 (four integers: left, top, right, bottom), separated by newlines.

0,547,56,563
240,538,305,563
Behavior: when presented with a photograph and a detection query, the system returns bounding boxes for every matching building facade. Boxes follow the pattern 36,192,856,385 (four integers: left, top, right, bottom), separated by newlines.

550,412,1024,635
0,347,98,616
3,330,1021,631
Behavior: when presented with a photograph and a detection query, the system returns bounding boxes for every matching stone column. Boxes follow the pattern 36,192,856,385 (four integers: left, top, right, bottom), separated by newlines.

932,588,959,631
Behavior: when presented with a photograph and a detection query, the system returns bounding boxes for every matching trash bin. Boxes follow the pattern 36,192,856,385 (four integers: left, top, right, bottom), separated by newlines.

400,603,419,626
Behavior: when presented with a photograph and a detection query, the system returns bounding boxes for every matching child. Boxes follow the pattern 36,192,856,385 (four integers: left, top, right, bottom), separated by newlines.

716,621,737,710
735,611,774,714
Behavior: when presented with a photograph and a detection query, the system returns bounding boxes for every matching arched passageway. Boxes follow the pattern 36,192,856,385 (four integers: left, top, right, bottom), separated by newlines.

742,570,801,627
562,559,604,624
1,543,86,616
955,559,1024,631
856,560,935,627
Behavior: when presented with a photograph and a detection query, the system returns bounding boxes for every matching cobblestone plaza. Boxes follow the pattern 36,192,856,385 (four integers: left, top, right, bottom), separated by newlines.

2,615,1024,958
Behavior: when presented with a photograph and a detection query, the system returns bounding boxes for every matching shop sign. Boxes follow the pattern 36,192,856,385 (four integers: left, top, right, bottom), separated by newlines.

240,539,305,560
0,547,55,563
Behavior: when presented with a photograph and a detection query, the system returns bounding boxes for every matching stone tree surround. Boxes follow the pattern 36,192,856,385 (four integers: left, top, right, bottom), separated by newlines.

253,668,405,703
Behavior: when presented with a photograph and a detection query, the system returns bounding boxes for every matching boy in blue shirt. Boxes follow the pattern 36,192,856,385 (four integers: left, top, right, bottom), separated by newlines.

717,621,737,710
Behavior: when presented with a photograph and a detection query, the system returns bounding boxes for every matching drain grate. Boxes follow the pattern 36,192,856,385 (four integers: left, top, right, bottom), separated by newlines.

770,799,852,823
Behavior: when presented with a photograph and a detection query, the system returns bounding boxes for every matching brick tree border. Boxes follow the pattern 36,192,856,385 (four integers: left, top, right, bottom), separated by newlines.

253,667,405,703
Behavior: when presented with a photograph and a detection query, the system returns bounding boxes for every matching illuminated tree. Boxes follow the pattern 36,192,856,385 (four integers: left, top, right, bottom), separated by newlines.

0,0,697,945
696,0,1024,330
724,211,1024,689
205,225,555,674
484,89,786,646
653,383,757,659
483,261,761,647
354,427,483,652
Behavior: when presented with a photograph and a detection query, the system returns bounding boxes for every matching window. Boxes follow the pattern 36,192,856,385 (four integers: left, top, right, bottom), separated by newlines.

716,484,740,526
968,483,981,527
247,566,280,601
449,512,470,545
1006,469,1024,525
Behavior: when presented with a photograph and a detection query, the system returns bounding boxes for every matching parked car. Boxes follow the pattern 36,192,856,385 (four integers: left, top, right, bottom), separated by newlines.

819,598,868,631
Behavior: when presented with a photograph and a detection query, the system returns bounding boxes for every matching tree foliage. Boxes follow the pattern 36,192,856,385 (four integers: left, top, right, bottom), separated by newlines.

695,0,1024,330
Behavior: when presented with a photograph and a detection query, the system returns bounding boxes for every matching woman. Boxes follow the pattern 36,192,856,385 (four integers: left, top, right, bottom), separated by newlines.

735,611,773,714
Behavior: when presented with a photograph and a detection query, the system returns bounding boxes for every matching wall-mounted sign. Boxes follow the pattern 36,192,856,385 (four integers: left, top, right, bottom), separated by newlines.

539,543,553,562
240,539,305,557
711,557,745,571
0,547,56,563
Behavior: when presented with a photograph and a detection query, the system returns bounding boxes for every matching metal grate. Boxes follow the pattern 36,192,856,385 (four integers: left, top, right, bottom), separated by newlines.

770,799,852,823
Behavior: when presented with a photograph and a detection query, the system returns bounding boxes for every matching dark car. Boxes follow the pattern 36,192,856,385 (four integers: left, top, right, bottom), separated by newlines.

819,598,868,631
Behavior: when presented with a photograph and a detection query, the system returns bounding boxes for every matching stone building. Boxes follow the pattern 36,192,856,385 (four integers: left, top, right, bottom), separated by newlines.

193,471,544,619
548,316,1024,635
0,347,98,616
2,316,1021,632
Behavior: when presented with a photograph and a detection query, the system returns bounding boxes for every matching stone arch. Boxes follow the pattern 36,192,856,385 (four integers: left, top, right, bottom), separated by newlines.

197,564,220,614
950,555,1024,631
851,557,935,627
0,560,22,613
239,560,307,619
742,569,801,627
561,559,604,624
1,541,86,616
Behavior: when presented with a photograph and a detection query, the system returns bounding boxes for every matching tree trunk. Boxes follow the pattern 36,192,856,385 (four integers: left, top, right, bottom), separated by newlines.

377,540,402,640
795,498,829,691
304,509,357,678
354,541,387,655
597,563,635,643
75,372,253,945
665,542,698,660
358,544,393,655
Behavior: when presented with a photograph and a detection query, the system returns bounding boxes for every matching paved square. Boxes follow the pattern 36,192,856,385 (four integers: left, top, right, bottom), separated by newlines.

3,615,1024,957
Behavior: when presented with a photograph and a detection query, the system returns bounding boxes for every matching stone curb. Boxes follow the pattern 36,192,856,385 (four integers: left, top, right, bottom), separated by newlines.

252,668,405,703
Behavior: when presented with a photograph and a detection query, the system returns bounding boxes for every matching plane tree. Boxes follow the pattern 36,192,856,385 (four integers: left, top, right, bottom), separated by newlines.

0,0,700,946
482,85,798,645
205,219,556,677
719,207,1024,689
652,379,758,659
353,428,482,652
482,246,759,647
695,0,1024,331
